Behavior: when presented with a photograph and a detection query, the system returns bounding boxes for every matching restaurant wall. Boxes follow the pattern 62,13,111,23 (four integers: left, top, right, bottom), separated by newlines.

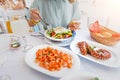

79,0,120,32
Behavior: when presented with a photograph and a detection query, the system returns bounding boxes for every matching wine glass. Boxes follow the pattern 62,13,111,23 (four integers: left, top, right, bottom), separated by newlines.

9,15,33,52
87,16,109,40
87,16,109,28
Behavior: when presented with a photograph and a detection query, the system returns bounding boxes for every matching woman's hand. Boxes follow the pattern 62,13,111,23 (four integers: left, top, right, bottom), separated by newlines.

30,8,41,23
68,20,80,31
28,8,41,27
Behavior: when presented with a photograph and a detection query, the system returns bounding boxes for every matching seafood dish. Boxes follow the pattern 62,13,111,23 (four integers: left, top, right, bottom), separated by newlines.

35,46,73,71
77,41,111,60
25,45,80,78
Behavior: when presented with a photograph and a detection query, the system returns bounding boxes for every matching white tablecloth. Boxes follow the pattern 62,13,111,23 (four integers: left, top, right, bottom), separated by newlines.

0,27,120,80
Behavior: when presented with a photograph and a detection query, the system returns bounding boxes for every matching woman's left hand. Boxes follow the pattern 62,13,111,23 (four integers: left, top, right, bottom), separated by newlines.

68,20,80,31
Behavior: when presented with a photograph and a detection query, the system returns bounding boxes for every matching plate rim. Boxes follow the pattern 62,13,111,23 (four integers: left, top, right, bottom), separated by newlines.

25,45,80,78
44,38,70,47
70,39,120,68
59,71,102,80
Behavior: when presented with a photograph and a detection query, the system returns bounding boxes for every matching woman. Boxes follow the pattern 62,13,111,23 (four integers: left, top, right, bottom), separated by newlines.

28,0,81,31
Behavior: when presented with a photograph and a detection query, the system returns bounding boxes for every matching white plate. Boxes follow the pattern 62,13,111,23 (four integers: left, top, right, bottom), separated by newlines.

25,45,80,78
60,71,103,80
44,30,76,42
70,40,120,68
44,36,74,47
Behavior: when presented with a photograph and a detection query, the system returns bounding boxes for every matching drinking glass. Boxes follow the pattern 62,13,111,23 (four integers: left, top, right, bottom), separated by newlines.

87,16,110,40
87,16,109,28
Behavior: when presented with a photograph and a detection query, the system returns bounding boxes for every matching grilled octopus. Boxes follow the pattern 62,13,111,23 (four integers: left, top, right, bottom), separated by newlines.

77,41,111,60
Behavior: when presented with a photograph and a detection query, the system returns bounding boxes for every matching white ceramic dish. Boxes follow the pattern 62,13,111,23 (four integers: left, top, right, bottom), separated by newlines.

44,35,74,47
44,30,76,42
70,39,120,68
59,71,103,80
25,45,80,78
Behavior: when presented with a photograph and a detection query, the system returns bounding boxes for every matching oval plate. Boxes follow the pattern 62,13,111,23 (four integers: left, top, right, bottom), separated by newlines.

70,39,120,68
25,45,80,78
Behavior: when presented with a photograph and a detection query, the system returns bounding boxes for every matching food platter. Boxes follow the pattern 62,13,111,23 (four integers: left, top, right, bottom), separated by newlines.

44,27,75,42
70,39,120,68
25,45,80,78
44,31,76,46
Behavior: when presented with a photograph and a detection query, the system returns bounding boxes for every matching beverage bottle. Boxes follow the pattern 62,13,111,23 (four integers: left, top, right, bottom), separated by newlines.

6,17,13,33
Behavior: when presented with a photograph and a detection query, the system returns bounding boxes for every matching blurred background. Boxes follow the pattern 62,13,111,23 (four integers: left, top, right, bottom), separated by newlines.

21,0,120,32
0,0,120,32
78,0,120,32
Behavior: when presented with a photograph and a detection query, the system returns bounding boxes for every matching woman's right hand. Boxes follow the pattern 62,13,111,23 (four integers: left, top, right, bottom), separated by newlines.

28,8,41,27
30,8,41,23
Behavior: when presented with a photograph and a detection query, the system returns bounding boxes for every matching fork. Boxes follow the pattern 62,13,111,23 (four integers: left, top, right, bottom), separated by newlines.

38,14,52,31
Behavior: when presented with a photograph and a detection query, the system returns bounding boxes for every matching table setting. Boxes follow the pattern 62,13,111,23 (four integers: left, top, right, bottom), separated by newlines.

0,15,120,80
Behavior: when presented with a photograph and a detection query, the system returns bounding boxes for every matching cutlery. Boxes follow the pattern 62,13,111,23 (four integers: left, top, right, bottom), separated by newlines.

38,15,52,31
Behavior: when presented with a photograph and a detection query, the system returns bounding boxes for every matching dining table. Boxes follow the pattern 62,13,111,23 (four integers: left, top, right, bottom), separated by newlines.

0,19,120,80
